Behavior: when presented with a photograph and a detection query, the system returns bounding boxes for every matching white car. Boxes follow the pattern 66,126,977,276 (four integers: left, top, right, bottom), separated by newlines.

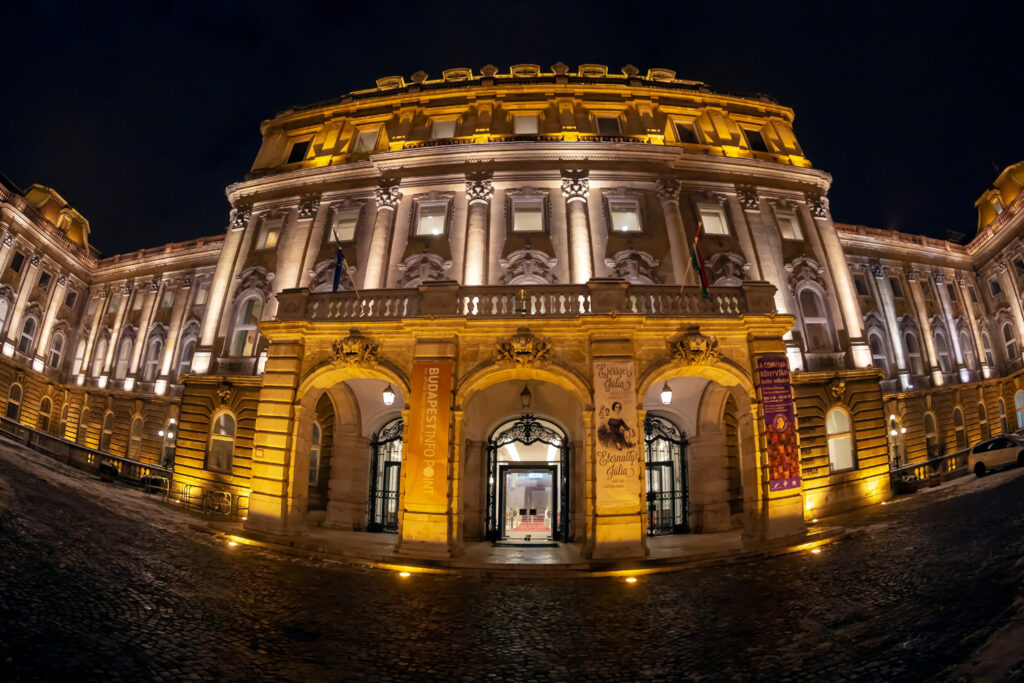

969,435,1024,477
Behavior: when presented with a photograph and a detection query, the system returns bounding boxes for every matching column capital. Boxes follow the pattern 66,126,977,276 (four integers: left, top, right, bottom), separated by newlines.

56,272,68,287
29,252,41,268
735,185,760,211
932,271,945,285
560,170,590,201
298,194,321,219
465,175,494,204
805,192,829,219
121,281,134,296
869,260,886,279
375,179,402,210
231,205,252,231
655,178,681,202
2,230,12,247
149,276,163,292
904,268,918,282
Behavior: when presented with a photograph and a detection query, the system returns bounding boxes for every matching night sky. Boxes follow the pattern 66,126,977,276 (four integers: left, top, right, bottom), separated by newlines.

3,1,1022,255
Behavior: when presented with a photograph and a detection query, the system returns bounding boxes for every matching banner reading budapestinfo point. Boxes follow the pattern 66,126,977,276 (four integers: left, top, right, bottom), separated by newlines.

593,359,643,508
403,361,453,509
756,354,801,491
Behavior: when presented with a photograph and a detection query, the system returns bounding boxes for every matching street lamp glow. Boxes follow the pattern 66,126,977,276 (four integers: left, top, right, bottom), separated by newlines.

659,382,673,405
382,384,396,406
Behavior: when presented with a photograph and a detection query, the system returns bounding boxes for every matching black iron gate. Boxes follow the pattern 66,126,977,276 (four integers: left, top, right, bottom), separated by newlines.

368,418,403,533
644,414,689,535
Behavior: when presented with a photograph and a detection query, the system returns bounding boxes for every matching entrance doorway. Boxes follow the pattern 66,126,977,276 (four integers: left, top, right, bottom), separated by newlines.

644,414,689,535
368,418,403,533
487,415,569,543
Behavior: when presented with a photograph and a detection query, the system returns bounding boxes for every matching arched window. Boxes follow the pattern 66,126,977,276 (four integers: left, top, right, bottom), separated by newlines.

71,340,86,375
59,404,69,439
48,333,65,369
953,408,966,450
37,396,52,433
142,337,163,382
826,407,855,471
1016,391,1024,430
91,337,108,377
309,422,322,486
206,412,236,473
113,337,133,379
128,417,143,459
868,332,890,377
934,331,952,374
959,330,976,371
904,331,925,376
978,402,990,440
99,411,114,452
799,289,832,352
1002,323,1018,363
924,413,941,458
5,384,21,421
998,399,1008,434
229,296,263,357
981,331,996,368
18,317,37,355
176,335,197,379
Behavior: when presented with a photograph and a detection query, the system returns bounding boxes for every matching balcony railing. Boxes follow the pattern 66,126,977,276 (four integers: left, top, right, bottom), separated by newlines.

276,280,778,323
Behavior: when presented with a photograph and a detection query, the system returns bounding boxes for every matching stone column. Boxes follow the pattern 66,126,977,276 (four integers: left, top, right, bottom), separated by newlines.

0,224,15,277
362,180,401,290
957,275,991,378
81,288,110,379
35,271,68,367
996,260,1024,363
656,179,687,282
731,186,764,280
103,282,134,378
462,175,493,286
5,252,41,349
160,276,196,380
561,170,593,284
934,271,967,381
127,278,164,385
195,208,250,373
906,269,941,385
870,264,910,389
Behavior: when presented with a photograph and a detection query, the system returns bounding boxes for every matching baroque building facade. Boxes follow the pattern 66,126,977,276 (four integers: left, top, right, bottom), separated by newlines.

1,64,1019,562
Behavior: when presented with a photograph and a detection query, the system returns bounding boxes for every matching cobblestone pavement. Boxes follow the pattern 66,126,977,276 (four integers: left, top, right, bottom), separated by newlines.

1,445,1023,682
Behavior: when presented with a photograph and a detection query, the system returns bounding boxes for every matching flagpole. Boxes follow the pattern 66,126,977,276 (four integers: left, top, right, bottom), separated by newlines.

681,217,703,292
333,228,361,299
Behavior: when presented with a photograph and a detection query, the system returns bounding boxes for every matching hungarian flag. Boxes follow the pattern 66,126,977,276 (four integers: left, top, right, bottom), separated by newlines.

332,244,345,293
687,219,710,298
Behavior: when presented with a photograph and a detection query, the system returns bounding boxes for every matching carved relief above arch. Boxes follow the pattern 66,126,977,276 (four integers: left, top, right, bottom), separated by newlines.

233,266,274,301
705,251,748,286
604,249,660,284
331,330,382,366
494,329,552,367
499,249,558,285
397,253,452,287
668,331,721,366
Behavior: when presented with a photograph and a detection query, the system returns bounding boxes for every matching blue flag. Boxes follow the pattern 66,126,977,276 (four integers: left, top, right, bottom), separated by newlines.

333,246,344,293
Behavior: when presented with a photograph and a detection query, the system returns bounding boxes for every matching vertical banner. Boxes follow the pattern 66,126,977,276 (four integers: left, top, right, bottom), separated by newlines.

403,361,453,509
756,354,801,491
593,359,643,508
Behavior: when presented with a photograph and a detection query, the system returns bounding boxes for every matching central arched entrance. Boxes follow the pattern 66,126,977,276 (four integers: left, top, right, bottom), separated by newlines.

643,414,689,535
368,417,403,533
486,415,569,543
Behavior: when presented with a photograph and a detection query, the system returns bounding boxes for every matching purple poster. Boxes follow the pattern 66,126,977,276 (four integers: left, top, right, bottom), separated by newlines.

756,355,801,491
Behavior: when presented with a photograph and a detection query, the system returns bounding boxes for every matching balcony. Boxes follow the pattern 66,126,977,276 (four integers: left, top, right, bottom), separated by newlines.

275,280,778,323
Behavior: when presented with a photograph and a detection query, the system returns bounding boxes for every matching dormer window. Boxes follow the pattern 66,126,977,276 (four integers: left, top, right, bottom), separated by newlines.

674,120,698,144
286,140,311,164
596,115,621,136
993,196,1004,214
414,202,449,237
743,127,768,152
328,208,361,242
352,128,380,154
511,197,545,233
513,115,539,135
608,199,642,233
430,119,457,140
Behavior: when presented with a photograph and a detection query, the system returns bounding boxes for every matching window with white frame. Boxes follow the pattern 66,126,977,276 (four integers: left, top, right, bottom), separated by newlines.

978,402,990,440
309,421,322,486
698,205,729,235
608,199,642,233
131,290,145,311
92,337,108,377
1002,322,1018,362
351,128,380,154
17,317,37,355
981,331,995,368
113,337,133,379
177,335,197,378
414,201,448,237
194,280,209,306
959,330,976,370
595,115,621,135
71,340,86,375
799,289,832,352
430,119,457,140
327,208,360,242
826,406,855,471
904,331,925,376
5,384,21,421
776,211,802,240
868,332,889,377
934,330,952,374
143,337,163,382
953,408,966,449
255,218,282,250
229,296,263,357
511,197,545,233
512,114,539,135
206,412,236,473
48,333,65,369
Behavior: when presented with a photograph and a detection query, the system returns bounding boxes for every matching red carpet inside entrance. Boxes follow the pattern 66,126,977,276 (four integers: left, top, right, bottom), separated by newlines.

511,521,550,533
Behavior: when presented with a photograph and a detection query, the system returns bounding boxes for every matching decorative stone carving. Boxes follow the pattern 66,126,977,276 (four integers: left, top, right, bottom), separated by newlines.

149,277,162,292
905,268,918,282
233,266,274,299
298,195,321,219
550,62,569,76
786,256,825,289
805,192,829,219
2,232,12,247
828,378,847,400
331,331,381,366
869,261,886,279
736,186,760,211
996,261,1009,274
231,206,251,231
706,251,748,286
121,282,134,296
56,273,67,287
397,253,452,288
932,271,944,285
29,253,41,268
669,331,720,365
495,329,552,367
465,175,494,204
560,170,590,201
655,179,681,202
181,274,194,289
375,180,402,210
217,382,232,406
605,250,660,284
499,249,559,285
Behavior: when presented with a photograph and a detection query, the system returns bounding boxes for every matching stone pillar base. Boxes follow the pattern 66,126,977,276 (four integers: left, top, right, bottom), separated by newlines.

742,488,805,543
396,509,460,559
585,514,647,560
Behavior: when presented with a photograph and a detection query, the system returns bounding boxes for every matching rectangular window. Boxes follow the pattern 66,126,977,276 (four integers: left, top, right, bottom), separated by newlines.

968,285,979,303
674,120,698,144
853,275,869,297
744,127,768,152
993,196,1004,214
1014,257,1024,278
37,271,51,292
776,212,803,240
414,202,448,236
131,291,145,311
286,139,311,164
511,198,545,233
255,218,282,250
608,199,642,233
513,115,539,135
328,208,361,242
64,290,78,309
889,277,904,298
108,296,120,315
160,288,174,308
990,277,1002,296
698,206,730,236
430,119,457,140
596,115,621,136
946,283,958,302
921,280,934,300
351,128,380,154
86,297,98,315
9,252,24,274
194,281,209,305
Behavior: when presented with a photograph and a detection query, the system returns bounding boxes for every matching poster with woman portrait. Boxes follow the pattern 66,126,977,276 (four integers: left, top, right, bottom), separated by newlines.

593,359,643,509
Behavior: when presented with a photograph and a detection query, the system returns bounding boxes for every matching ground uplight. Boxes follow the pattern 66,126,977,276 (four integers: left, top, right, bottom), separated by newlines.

810,548,822,554
399,571,411,578
625,577,638,584
227,540,238,547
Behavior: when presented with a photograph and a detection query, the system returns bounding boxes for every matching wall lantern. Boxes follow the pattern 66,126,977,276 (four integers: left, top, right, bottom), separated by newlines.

382,384,396,406
520,383,532,409
660,382,673,405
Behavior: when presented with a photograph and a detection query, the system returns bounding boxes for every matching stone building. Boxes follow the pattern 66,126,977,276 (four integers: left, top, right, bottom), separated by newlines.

0,64,1018,563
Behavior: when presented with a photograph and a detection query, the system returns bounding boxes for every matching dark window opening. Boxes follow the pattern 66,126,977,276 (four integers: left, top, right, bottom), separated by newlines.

744,127,768,152
287,140,311,164
9,252,24,274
